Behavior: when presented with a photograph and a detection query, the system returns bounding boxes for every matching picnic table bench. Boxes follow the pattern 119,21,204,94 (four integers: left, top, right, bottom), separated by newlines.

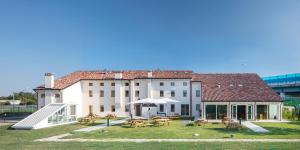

194,119,208,126
129,119,148,128
226,121,241,130
154,118,170,126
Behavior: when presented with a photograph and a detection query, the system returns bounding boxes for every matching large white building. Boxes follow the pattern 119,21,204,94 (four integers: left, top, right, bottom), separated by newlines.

12,70,282,129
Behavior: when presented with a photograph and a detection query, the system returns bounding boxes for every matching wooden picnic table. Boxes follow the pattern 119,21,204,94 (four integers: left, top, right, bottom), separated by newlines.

226,121,241,130
194,119,208,126
129,119,147,128
154,118,170,126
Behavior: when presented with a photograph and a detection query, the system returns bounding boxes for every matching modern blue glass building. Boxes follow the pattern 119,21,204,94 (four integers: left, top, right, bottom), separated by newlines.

263,73,300,87
263,73,300,106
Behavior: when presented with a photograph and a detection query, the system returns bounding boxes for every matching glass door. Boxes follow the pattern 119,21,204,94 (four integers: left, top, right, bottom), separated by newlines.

181,104,189,116
247,105,253,120
231,104,237,120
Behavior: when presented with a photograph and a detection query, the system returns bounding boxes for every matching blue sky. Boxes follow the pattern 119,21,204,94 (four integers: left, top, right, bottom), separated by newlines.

0,0,299,96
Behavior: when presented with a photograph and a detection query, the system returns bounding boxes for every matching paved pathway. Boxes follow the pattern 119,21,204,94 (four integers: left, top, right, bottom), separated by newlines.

242,121,269,133
74,118,128,132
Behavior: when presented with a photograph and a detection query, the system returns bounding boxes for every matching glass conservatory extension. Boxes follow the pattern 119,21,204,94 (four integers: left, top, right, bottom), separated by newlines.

204,103,281,120
47,105,76,125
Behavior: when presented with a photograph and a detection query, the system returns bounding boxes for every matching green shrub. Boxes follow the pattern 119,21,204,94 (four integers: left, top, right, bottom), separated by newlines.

186,121,195,126
283,108,297,120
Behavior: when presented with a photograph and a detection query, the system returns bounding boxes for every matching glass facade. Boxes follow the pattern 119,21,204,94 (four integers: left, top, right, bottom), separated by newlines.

206,105,216,119
47,105,76,125
217,105,227,119
257,105,268,120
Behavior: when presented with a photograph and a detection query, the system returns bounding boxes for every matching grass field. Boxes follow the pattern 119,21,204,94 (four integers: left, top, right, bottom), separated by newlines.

66,120,300,139
0,121,300,150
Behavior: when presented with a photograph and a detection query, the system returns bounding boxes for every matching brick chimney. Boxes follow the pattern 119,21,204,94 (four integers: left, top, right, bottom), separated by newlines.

114,73,123,79
45,73,54,88
148,71,153,78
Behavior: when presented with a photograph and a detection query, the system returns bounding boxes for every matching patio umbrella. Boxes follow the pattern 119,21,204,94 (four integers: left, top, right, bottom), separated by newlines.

157,98,181,116
130,98,167,121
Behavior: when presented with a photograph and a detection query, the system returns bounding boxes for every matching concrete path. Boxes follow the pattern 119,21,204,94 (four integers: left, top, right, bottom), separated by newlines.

242,121,269,133
74,118,128,132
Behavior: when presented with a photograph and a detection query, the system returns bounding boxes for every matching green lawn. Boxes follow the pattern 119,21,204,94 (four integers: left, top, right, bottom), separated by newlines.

0,121,300,150
66,120,300,139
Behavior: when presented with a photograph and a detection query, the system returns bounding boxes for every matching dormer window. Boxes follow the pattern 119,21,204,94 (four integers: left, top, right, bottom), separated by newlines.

229,84,234,87
238,84,243,87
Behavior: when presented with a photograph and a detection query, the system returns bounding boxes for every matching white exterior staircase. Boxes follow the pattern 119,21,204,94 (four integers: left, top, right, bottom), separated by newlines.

12,103,66,129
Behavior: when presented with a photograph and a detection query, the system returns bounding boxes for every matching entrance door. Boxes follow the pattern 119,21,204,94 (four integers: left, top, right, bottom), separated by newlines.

135,104,141,116
89,105,93,115
181,104,189,116
237,105,246,120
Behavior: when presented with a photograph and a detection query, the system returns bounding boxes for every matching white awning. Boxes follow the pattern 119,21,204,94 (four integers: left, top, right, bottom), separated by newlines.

130,98,180,105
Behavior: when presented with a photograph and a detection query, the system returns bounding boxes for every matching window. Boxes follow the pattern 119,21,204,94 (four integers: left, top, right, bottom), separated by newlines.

111,82,115,86
206,105,216,119
183,82,188,86
89,90,93,97
171,91,175,97
100,90,104,97
160,90,164,97
55,94,60,98
196,90,201,97
196,104,200,111
181,104,189,116
89,83,93,86
159,104,164,112
183,90,187,97
160,82,164,86
217,105,227,119
100,82,104,86
125,90,129,97
125,83,129,86
171,82,175,86
70,105,76,116
135,90,139,97
135,82,139,86
111,90,115,97
125,105,130,112
111,105,115,112
171,104,175,112
100,105,104,112
41,94,45,98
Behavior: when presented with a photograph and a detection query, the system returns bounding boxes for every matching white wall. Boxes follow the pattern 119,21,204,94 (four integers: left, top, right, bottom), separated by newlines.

62,81,83,117
191,82,201,117
37,78,204,118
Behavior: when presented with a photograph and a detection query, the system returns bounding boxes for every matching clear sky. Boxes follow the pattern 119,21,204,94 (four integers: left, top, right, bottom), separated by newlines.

0,0,299,96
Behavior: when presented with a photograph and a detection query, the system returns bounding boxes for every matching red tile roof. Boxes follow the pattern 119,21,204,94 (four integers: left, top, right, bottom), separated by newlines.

35,70,281,102
192,73,282,102
35,70,193,90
